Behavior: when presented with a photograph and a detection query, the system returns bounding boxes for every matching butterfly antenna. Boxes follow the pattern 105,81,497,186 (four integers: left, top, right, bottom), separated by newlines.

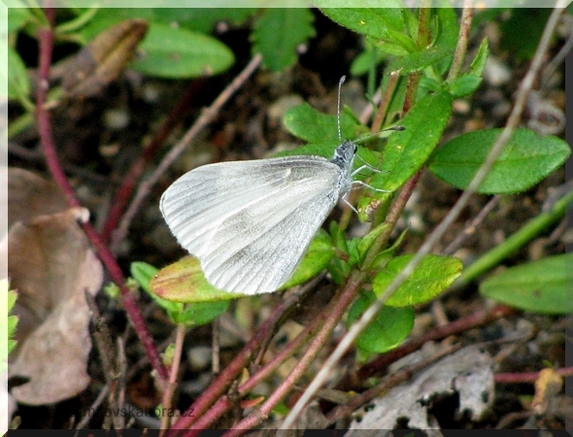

337,75,346,143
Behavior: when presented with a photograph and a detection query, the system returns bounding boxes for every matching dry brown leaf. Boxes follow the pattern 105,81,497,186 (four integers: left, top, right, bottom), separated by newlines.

5,207,103,405
531,368,563,414
61,19,148,98
7,167,68,231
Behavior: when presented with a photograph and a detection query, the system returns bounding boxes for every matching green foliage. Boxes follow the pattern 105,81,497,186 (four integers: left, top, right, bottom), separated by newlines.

129,23,234,78
1,280,19,374
480,254,573,314
252,8,315,71
131,262,229,326
347,291,414,355
428,129,571,194
373,255,463,307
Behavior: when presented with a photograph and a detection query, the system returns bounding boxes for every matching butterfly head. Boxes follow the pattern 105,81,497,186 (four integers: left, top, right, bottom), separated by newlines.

331,141,357,171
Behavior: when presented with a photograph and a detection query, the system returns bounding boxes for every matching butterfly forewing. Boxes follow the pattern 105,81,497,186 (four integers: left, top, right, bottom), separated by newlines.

160,155,346,294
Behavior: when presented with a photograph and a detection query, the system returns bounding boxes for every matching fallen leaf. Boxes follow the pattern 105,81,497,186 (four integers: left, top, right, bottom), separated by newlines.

61,19,148,98
347,345,495,433
7,167,68,231
4,207,103,405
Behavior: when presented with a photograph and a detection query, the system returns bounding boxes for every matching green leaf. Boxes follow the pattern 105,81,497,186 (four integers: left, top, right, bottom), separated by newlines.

347,291,414,354
131,261,158,293
77,8,255,40
8,4,33,32
363,90,453,193
150,257,240,303
350,41,386,76
283,103,365,144
318,6,417,54
172,300,229,326
357,222,389,261
373,254,463,307
280,230,335,290
480,254,573,314
387,45,454,75
1,280,19,372
130,22,234,78
7,45,30,101
469,38,489,77
252,8,315,71
428,128,571,194
137,261,230,325
448,74,482,98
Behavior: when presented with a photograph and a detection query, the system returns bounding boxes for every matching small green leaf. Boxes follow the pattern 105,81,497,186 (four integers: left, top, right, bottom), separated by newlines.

150,256,240,303
283,103,365,144
131,22,234,78
132,261,183,315
252,8,315,71
480,253,573,314
131,261,158,293
8,4,33,32
350,41,386,76
428,128,571,194
7,46,30,101
373,254,463,307
173,300,229,326
357,222,389,261
142,260,230,325
280,230,335,290
387,45,454,75
362,90,453,196
448,74,482,98
469,38,489,77
347,291,414,354
318,6,417,54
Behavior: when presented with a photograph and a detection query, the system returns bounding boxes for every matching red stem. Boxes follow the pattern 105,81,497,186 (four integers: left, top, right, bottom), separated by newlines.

35,9,168,383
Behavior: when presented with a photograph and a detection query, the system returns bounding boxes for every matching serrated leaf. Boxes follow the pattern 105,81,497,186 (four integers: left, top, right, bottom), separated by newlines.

347,291,414,354
280,230,335,290
151,256,239,303
373,254,463,307
318,6,417,54
131,22,234,78
428,129,571,194
480,254,573,314
252,8,315,71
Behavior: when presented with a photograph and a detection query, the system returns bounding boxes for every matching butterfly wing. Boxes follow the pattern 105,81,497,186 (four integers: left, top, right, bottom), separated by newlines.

160,156,344,294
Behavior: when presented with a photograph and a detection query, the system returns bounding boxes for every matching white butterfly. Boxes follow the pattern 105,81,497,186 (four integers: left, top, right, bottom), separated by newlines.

160,140,360,295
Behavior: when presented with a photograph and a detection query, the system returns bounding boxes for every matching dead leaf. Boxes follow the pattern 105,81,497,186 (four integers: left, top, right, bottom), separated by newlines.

61,19,148,98
346,345,495,433
531,368,563,414
7,167,68,231
4,207,103,405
